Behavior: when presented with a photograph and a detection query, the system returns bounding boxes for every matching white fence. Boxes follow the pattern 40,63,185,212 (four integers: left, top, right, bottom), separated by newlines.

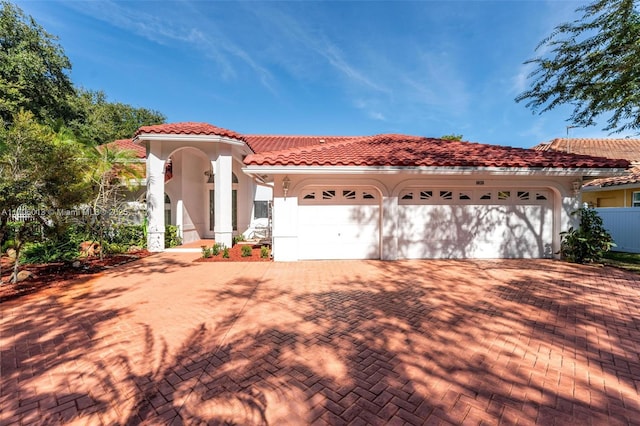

595,208,640,253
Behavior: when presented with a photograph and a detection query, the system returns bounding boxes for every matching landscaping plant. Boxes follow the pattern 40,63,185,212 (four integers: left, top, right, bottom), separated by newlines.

241,245,252,257
560,206,615,264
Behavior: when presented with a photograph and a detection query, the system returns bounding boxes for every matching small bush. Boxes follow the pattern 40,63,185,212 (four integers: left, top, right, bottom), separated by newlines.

104,243,128,255
201,245,212,258
211,243,221,256
165,225,182,248
260,246,270,259
241,245,252,257
222,247,230,258
560,206,615,264
233,234,245,246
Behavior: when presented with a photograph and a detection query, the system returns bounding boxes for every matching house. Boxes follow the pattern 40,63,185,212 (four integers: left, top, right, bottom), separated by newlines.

132,122,629,261
533,138,640,208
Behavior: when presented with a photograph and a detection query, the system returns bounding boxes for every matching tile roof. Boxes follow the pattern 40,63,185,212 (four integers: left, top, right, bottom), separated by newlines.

244,134,630,168
244,135,362,153
101,139,146,159
584,166,640,188
533,138,640,162
134,122,244,141
534,138,639,187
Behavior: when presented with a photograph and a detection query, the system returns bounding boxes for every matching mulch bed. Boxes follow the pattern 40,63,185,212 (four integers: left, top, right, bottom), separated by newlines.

0,250,152,303
194,244,272,262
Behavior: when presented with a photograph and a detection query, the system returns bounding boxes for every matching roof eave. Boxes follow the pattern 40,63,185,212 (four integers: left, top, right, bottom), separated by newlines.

134,133,246,147
242,165,628,176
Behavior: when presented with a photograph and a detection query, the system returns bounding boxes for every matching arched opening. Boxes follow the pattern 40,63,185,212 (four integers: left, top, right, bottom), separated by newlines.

164,193,171,225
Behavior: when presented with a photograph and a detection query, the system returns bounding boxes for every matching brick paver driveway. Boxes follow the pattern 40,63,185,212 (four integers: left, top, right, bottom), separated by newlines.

2,255,640,425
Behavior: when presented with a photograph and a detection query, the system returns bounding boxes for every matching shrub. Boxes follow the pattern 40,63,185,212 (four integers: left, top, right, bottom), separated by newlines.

211,243,221,256
260,246,270,259
233,234,245,246
241,245,252,257
222,247,230,258
165,225,182,248
560,206,615,264
201,245,212,258
104,243,128,255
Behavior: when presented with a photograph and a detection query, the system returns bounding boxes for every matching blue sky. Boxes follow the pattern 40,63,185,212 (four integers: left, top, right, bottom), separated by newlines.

16,0,624,148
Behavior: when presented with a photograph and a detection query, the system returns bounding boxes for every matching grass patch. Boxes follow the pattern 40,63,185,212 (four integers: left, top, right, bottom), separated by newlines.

601,251,640,274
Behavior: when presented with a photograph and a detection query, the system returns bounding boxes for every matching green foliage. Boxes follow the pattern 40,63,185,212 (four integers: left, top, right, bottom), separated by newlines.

233,234,246,246
107,224,145,248
165,225,181,248
0,1,75,125
222,246,230,258
241,244,252,257
516,0,640,134
68,89,165,146
440,134,463,141
201,245,212,258
0,111,91,281
20,225,86,263
560,206,616,263
260,245,270,259
201,243,221,258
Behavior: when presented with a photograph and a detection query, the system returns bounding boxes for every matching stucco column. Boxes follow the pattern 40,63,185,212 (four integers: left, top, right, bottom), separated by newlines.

270,176,298,261
214,148,233,248
381,195,398,260
146,143,165,252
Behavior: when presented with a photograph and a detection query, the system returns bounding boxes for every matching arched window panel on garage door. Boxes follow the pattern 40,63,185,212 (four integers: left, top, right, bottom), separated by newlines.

398,188,551,205
299,188,379,205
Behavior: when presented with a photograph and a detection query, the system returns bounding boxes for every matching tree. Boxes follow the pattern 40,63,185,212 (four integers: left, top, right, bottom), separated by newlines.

0,111,90,282
440,134,463,141
516,0,640,134
68,89,166,146
83,145,144,258
0,1,75,125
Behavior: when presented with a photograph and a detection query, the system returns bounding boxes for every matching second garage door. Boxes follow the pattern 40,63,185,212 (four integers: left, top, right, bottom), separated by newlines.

397,187,554,259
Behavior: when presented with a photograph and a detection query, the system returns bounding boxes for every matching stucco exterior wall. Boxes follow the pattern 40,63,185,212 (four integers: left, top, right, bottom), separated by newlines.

582,187,640,207
269,172,580,261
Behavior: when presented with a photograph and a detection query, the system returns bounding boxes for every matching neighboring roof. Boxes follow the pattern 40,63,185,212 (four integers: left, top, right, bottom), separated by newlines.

244,134,630,169
583,167,640,188
534,138,640,188
134,122,244,141
102,139,146,159
244,135,362,153
533,138,640,163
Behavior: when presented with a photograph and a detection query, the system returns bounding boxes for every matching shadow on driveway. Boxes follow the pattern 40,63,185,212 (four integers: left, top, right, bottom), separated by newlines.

1,257,639,425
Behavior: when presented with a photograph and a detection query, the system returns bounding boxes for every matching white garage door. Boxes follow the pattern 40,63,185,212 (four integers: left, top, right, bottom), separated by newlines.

298,188,380,260
398,188,554,259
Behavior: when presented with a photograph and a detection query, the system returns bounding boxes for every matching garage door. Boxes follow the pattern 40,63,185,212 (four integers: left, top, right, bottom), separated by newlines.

298,187,380,260
397,187,554,259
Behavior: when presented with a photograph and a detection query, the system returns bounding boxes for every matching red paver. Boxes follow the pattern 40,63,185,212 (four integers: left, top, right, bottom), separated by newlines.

1,255,640,425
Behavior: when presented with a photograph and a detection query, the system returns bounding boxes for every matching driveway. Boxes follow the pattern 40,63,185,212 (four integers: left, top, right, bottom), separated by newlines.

1,254,639,425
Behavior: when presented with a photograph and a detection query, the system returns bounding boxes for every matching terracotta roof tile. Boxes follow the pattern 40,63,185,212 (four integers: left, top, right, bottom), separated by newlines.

534,138,639,187
533,138,640,162
101,139,146,159
244,135,362,153
134,122,244,141
244,134,630,169
584,166,640,188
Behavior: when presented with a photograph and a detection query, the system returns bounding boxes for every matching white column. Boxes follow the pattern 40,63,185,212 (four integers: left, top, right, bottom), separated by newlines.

214,148,233,248
146,143,165,251
271,176,299,261
381,195,398,260
176,199,184,240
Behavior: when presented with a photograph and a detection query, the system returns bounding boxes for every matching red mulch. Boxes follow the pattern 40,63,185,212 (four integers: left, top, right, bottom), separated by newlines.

0,251,152,303
194,244,272,263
